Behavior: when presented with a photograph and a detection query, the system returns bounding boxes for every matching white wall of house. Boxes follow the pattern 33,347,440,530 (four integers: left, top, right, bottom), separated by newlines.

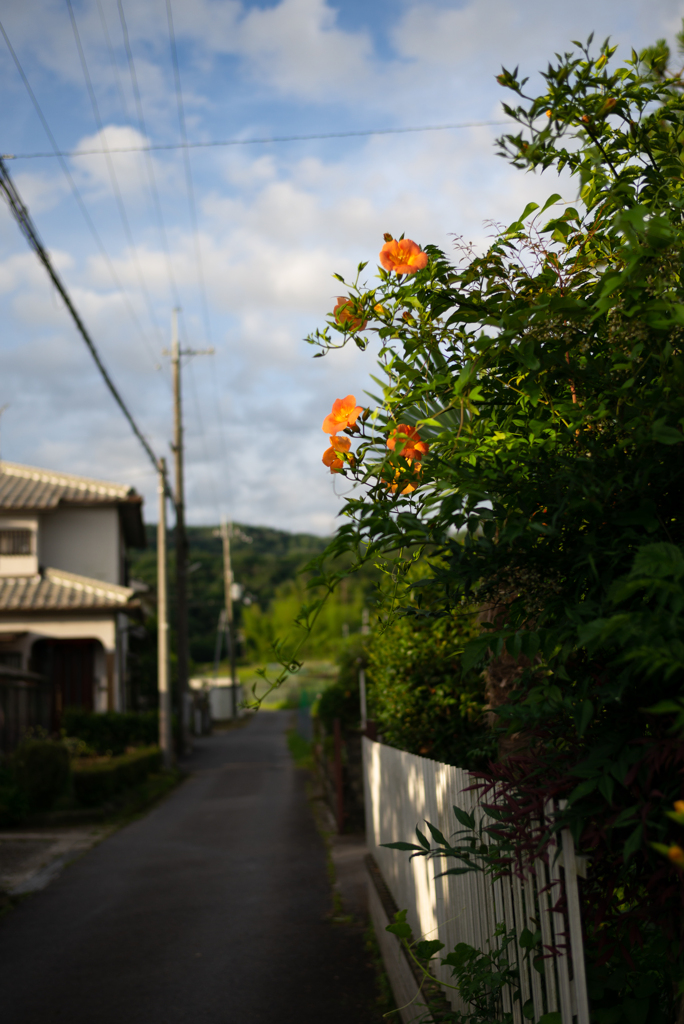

39,507,121,583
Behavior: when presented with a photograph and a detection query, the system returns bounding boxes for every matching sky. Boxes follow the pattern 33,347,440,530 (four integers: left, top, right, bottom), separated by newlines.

0,0,682,534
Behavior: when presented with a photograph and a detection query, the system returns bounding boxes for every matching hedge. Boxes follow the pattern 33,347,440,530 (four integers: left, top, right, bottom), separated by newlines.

63,709,159,755
12,738,70,811
71,746,162,806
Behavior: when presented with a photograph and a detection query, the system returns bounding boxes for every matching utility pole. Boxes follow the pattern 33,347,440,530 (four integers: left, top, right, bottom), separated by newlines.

359,607,370,732
158,457,172,768
220,519,238,718
163,312,213,751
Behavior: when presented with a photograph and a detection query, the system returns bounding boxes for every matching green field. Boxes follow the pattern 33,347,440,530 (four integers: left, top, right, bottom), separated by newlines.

194,659,338,710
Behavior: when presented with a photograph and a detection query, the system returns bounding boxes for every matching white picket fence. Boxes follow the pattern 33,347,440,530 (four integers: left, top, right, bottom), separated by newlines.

363,737,590,1024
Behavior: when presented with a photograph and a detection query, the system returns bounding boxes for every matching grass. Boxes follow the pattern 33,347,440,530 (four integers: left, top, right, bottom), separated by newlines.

364,921,398,1018
286,728,315,771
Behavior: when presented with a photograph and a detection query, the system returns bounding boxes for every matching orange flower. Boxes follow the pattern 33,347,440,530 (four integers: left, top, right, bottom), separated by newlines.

379,238,428,276
322,395,364,435
667,844,684,867
333,296,367,332
386,460,421,494
322,435,352,473
387,424,429,461
675,801,684,814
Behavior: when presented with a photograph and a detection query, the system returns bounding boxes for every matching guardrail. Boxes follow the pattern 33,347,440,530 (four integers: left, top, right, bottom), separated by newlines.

363,736,590,1024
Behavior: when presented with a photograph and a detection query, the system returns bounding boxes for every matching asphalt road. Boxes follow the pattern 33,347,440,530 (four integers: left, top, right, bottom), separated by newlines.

0,712,380,1024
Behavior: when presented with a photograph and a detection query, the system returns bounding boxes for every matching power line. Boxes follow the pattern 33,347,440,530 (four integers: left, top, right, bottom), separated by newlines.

0,17,157,360
2,120,511,160
0,155,164,484
96,0,130,123
117,0,182,311
165,0,212,346
66,0,164,357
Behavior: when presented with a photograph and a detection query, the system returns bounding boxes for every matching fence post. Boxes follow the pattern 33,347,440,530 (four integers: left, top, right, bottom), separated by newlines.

333,716,344,833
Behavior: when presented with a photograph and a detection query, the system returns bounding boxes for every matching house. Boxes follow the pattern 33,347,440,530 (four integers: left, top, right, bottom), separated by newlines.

0,460,146,750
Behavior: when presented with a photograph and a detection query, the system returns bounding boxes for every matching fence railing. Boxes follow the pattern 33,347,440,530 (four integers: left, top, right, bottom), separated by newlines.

362,737,590,1024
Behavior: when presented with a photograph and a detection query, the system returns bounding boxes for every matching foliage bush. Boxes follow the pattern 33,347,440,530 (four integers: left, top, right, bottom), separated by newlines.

71,747,162,807
316,634,369,733
367,591,495,770
62,709,159,755
0,764,28,826
242,569,376,663
301,27,684,1023
12,737,70,811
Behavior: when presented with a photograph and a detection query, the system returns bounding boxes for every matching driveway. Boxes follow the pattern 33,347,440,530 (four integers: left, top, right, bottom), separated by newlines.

0,711,380,1023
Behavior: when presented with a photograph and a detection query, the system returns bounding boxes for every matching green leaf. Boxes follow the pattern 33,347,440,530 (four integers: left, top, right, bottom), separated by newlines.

613,806,638,828
519,927,539,949
623,823,643,862
578,699,594,736
569,778,599,802
598,773,615,805
652,419,683,445
461,635,491,672
436,866,478,878
452,805,476,830
386,909,412,940
540,192,563,213
416,827,431,850
381,841,426,852
386,920,412,940
415,939,445,960
426,820,449,846
645,699,684,715
539,1015,562,1024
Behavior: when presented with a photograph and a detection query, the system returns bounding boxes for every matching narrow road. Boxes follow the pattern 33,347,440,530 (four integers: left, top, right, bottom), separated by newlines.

0,712,379,1023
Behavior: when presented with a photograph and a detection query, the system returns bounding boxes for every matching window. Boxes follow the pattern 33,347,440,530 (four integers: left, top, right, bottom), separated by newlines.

0,530,32,555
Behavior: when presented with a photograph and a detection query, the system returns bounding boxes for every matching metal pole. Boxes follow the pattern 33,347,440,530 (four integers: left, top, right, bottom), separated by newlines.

220,519,238,718
171,309,190,753
158,457,172,768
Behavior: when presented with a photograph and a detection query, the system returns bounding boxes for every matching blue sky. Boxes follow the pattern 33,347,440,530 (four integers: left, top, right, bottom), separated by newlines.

1,0,682,532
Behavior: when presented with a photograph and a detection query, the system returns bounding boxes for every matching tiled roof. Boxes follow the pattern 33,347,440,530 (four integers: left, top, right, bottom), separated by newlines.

0,461,136,510
0,568,136,613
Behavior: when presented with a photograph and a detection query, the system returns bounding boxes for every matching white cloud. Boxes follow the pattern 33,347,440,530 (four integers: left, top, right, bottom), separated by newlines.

2,0,683,533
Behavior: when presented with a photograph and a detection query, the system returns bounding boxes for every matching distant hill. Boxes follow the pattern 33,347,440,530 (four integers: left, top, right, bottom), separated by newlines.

129,523,330,670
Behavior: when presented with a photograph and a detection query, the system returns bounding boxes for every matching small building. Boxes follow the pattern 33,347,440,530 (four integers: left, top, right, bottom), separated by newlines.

0,460,146,750
189,676,245,726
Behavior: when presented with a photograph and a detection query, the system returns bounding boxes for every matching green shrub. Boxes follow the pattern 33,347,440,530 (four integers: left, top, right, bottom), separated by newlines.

62,709,159,755
316,634,369,733
71,746,162,806
0,765,28,825
12,738,70,811
368,605,495,770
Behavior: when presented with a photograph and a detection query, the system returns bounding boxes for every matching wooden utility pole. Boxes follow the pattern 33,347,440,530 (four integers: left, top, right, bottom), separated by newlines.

170,309,189,754
157,457,172,768
220,519,238,718
164,311,213,750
